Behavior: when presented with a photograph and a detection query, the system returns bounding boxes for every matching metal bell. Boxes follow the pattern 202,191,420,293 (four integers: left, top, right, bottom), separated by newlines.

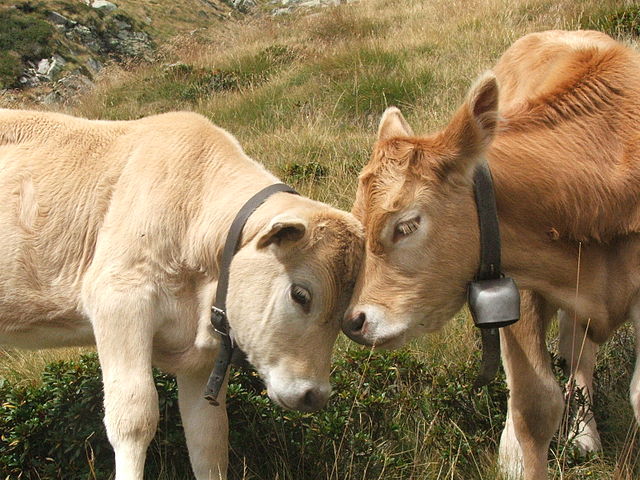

468,277,520,329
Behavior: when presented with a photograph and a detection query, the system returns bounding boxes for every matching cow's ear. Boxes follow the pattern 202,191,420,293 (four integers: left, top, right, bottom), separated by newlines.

437,71,499,180
377,107,414,141
465,70,499,148
257,214,307,248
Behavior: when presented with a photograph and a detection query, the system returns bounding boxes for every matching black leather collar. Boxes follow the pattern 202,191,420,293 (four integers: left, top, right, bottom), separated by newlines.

204,183,299,405
469,161,520,388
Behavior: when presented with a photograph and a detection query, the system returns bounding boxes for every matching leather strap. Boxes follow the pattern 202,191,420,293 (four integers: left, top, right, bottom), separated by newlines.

204,183,299,405
472,162,503,389
473,327,501,390
473,162,501,281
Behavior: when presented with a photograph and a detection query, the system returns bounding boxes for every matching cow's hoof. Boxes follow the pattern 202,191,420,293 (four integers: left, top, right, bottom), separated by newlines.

572,420,602,455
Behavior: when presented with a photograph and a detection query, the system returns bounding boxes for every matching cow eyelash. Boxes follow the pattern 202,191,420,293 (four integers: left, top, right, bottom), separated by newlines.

290,284,311,314
393,217,420,242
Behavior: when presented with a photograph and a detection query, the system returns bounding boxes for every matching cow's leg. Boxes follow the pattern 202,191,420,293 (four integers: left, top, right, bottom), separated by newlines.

557,310,601,453
499,290,563,480
499,408,523,479
89,286,159,480
177,369,229,480
630,302,640,424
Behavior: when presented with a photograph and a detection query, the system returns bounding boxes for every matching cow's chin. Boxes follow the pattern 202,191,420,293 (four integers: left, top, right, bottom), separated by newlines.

260,365,331,413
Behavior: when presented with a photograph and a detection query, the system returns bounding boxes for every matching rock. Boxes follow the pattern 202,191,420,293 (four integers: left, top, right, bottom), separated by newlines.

272,7,292,15
230,0,256,11
67,25,101,52
18,71,40,88
109,30,154,60
91,0,118,11
42,71,94,104
86,57,103,73
35,55,66,81
48,11,73,26
36,59,51,76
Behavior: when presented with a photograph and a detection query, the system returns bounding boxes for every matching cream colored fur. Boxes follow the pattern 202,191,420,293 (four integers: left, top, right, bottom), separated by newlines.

346,30,640,479
0,109,363,480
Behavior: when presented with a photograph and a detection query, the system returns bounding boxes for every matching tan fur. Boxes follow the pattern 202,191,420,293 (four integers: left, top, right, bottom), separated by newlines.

346,31,640,479
0,109,363,480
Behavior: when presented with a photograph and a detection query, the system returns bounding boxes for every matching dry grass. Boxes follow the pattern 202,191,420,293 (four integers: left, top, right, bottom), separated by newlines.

0,347,90,388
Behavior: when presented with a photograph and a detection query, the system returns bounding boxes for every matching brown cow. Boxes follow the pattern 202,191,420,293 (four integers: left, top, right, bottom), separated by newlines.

0,109,363,480
342,30,640,479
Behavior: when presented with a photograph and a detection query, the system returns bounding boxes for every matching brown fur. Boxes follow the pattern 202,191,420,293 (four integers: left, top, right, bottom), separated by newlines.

347,31,640,479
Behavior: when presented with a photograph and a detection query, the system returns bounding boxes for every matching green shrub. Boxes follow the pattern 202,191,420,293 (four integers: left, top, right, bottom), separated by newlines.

0,8,54,61
0,348,508,480
0,354,188,480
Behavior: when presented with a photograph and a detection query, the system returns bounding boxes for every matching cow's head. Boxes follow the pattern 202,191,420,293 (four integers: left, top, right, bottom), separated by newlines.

227,196,363,411
342,72,500,349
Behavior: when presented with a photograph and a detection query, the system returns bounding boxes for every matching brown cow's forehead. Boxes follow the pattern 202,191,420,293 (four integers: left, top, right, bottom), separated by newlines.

356,134,456,251
356,140,422,251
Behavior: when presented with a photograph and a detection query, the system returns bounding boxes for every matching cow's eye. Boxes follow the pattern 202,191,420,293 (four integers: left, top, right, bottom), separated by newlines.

393,216,420,242
290,284,311,313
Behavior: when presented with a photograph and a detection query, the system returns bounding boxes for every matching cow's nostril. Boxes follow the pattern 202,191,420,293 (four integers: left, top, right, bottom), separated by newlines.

302,387,326,411
348,311,366,333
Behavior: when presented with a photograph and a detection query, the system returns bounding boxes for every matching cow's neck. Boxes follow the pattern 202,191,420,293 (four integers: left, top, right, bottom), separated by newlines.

185,158,281,276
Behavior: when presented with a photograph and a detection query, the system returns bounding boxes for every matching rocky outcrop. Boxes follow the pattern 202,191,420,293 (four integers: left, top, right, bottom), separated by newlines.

1,1,154,104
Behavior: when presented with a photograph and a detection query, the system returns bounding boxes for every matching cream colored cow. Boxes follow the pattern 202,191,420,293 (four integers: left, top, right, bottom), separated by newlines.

344,30,640,479
0,109,363,480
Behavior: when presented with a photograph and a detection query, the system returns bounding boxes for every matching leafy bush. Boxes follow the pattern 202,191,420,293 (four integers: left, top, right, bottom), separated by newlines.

0,7,54,61
0,348,508,480
0,354,187,480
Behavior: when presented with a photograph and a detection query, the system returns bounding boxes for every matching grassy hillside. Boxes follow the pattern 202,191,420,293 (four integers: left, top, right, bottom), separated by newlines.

1,0,640,478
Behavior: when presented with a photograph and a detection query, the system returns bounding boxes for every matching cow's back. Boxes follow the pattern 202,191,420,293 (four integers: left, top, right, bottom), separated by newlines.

493,30,623,111
488,31,640,243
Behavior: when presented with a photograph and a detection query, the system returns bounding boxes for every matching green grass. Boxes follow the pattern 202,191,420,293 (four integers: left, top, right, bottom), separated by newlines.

2,0,640,478
582,4,640,38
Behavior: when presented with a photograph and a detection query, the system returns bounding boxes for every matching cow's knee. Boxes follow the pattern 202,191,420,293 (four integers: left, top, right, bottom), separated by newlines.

103,374,159,480
88,283,160,480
